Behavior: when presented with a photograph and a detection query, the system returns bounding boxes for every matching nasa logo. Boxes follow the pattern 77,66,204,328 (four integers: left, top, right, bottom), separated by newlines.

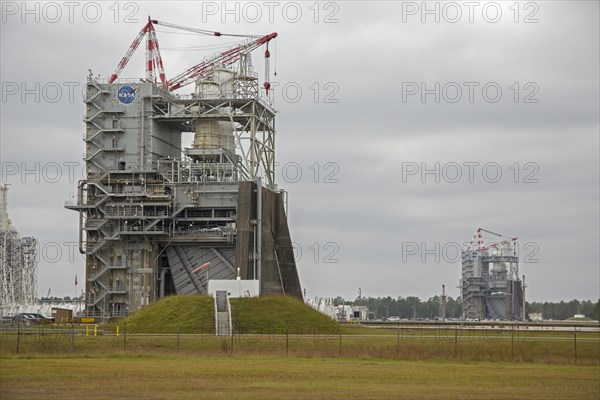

117,85,136,104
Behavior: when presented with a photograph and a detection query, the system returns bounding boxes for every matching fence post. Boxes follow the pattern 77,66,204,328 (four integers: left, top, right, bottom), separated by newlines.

338,327,342,357
123,322,127,351
396,321,400,358
176,324,180,353
70,322,75,353
511,324,515,362
573,327,577,364
285,325,289,357
454,326,458,359
16,325,20,355
230,324,234,356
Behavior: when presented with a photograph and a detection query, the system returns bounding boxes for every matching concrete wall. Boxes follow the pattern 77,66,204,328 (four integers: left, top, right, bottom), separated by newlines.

235,181,302,299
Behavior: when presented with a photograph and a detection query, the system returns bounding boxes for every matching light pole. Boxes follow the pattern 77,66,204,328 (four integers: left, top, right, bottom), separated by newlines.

411,306,416,321
383,304,388,320
358,288,362,321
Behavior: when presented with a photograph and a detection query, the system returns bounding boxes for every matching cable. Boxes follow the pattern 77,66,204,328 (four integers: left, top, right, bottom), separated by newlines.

154,23,262,39
161,42,242,52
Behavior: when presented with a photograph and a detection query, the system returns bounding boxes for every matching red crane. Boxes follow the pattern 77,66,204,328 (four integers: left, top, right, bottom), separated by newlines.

107,17,277,94
466,228,518,252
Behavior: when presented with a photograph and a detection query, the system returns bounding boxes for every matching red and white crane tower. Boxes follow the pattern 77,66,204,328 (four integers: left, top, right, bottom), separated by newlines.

465,227,518,254
107,17,277,94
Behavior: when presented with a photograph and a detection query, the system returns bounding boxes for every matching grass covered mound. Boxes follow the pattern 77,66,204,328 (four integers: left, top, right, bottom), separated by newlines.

118,295,338,335
230,296,339,334
123,295,214,334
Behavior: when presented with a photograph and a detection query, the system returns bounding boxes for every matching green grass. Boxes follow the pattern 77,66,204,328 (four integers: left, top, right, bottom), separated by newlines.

2,296,598,399
2,295,597,364
1,355,598,400
110,295,340,335
230,296,340,334
2,327,598,365
121,295,215,334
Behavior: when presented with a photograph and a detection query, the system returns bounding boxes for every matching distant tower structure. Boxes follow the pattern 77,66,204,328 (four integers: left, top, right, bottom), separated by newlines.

66,19,301,320
460,228,524,321
0,185,38,306
440,284,447,322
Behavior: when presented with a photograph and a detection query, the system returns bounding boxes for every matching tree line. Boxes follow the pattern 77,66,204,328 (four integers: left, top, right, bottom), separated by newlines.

527,299,598,321
332,296,600,321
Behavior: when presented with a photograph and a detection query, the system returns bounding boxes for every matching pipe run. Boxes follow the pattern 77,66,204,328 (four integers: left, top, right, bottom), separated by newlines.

256,177,262,294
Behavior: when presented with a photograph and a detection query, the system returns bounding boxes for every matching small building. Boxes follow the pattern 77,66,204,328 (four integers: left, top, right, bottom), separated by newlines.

334,305,369,322
208,279,259,298
529,312,543,322
51,308,73,323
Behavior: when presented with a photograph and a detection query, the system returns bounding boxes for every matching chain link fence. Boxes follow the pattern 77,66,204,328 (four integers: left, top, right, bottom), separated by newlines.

1,322,598,364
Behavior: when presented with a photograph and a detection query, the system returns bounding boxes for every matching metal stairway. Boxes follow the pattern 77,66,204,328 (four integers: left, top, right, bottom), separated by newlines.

214,290,232,336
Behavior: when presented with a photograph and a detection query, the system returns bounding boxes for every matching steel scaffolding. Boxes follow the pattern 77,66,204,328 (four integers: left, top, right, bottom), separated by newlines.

459,228,524,321
66,66,300,321
0,185,38,307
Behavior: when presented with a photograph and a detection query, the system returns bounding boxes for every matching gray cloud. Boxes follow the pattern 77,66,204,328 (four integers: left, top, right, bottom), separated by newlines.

1,1,598,302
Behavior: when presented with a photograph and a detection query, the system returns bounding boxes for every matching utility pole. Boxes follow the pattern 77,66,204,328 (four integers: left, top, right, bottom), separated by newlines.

358,288,362,321
441,284,447,322
522,275,526,321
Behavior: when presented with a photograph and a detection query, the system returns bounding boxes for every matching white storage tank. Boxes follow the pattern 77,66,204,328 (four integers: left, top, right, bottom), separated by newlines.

193,67,235,152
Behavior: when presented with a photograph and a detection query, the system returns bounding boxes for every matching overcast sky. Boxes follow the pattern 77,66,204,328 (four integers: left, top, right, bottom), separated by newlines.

1,1,598,302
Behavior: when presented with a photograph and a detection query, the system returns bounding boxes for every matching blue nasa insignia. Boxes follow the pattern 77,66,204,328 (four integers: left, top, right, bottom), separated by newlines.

117,85,136,104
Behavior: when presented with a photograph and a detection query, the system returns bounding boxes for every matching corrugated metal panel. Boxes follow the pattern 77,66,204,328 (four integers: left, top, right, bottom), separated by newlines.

167,246,236,295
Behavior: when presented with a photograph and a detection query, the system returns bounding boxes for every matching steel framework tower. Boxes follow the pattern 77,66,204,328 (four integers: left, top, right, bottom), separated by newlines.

0,185,38,307
460,228,524,321
66,19,301,320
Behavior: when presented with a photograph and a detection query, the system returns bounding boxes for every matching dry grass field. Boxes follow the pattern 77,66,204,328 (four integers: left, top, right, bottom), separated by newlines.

1,355,599,400
1,297,598,399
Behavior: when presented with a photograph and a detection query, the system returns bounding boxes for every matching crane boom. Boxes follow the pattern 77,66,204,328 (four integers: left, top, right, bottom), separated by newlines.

106,17,277,93
466,227,518,252
152,19,260,39
478,228,518,241
167,33,277,91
